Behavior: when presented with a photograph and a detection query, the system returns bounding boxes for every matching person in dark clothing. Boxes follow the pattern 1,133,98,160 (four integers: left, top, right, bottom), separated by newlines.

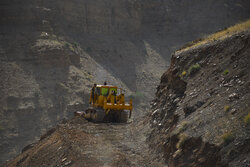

112,90,117,103
90,83,97,104
104,81,107,85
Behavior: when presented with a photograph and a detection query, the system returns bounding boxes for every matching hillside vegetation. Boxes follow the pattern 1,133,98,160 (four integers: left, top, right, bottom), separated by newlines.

178,19,250,53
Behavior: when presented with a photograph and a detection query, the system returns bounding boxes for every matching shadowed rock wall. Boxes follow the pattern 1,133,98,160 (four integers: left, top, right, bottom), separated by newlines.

0,0,249,165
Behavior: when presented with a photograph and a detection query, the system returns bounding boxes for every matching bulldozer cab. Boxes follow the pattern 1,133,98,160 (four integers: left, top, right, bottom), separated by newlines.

96,85,117,97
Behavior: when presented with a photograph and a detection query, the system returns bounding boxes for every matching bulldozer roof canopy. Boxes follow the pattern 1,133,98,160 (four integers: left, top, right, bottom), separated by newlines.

96,85,117,88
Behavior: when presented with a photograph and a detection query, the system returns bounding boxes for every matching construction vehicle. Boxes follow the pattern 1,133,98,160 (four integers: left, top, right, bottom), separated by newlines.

76,84,133,122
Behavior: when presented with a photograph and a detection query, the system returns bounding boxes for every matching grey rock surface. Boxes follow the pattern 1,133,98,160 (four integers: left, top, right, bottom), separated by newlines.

0,0,250,165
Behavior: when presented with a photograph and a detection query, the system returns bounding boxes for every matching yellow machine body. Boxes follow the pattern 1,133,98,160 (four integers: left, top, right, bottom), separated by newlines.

87,85,133,122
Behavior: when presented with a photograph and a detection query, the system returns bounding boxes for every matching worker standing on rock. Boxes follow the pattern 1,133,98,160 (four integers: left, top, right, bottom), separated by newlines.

90,83,97,104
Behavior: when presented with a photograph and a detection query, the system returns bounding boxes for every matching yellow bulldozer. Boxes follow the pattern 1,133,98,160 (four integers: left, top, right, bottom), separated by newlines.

75,84,133,122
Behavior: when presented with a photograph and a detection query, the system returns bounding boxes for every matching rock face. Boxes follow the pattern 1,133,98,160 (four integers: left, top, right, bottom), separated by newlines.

0,0,250,165
148,29,250,166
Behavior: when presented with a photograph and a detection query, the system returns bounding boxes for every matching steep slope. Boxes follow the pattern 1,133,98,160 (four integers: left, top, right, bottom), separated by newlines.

0,23,131,167
1,0,250,165
148,21,250,167
39,0,250,93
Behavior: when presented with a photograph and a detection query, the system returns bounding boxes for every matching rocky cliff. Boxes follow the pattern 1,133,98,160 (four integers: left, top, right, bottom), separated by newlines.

148,21,250,167
0,0,250,165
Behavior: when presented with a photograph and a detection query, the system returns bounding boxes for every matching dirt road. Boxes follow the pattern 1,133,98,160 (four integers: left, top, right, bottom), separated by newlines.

3,107,166,167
